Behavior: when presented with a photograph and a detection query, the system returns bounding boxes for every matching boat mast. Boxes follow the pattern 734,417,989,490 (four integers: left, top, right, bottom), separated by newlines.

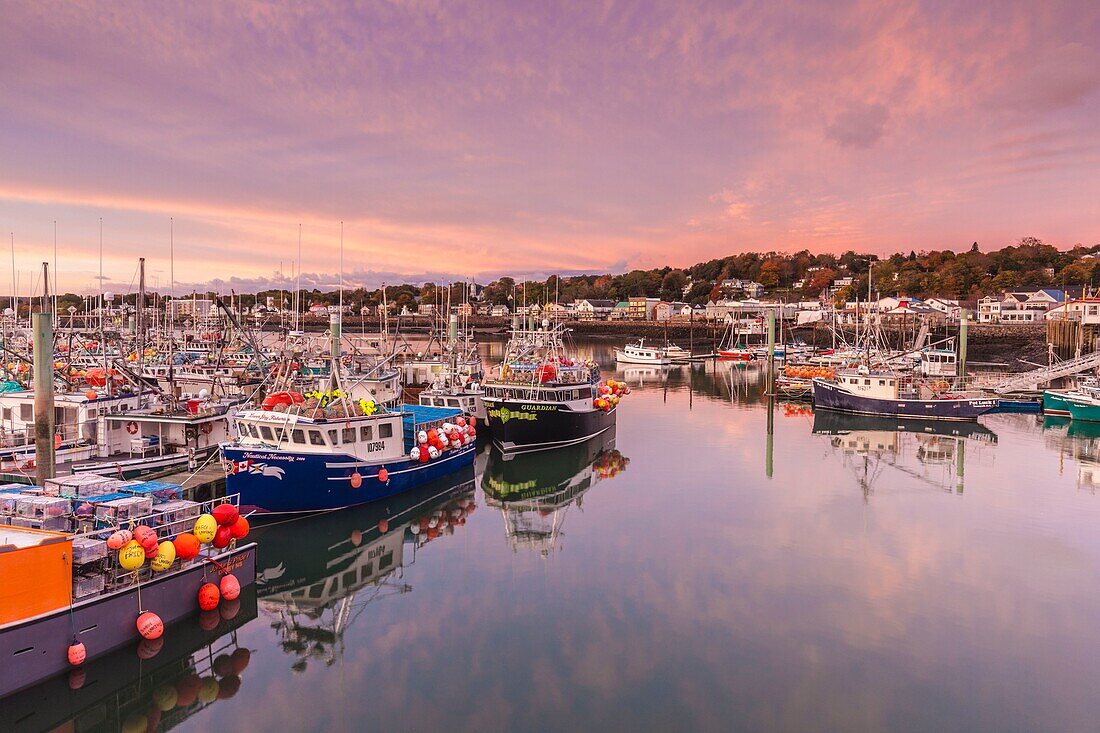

137,257,145,370
295,223,302,332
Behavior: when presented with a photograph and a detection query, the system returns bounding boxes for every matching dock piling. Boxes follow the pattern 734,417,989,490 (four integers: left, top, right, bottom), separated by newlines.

33,309,55,483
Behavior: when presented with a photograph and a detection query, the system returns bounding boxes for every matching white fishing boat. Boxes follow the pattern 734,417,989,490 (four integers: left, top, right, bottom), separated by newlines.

614,339,672,365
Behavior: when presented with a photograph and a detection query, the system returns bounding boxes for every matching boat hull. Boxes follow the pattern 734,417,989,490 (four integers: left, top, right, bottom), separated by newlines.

1043,390,1074,416
485,400,616,453
614,350,671,365
221,442,476,515
1066,398,1100,423
717,350,755,361
0,543,257,698
812,379,998,421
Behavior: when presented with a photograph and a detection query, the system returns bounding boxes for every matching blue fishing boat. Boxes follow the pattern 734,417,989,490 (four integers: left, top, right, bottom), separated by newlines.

221,398,476,515
812,368,999,421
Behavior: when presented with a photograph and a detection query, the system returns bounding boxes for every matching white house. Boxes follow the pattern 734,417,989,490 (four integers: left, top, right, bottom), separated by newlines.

490,304,510,317
573,299,615,321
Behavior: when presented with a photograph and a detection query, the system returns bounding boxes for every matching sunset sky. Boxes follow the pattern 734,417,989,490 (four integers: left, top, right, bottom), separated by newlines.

2,1,1098,294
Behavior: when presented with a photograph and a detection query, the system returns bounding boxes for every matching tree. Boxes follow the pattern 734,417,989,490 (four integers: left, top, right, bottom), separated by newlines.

659,270,688,302
758,259,782,288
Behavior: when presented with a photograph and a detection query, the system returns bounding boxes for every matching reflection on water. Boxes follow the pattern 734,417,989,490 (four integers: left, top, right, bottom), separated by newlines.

812,411,998,499
482,431,629,556
252,468,477,671
18,339,1100,732
3,588,257,733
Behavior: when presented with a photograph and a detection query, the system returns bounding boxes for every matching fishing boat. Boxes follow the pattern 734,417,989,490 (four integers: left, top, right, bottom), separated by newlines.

482,321,625,454
221,395,476,515
0,494,256,698
614,339,672,365
1,587,256,733
1043,389,1076,416
1064,389,1100,422
812,367,999,420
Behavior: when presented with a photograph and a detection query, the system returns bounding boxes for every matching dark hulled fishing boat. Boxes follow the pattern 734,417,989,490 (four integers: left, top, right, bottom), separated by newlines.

482,321,625,454
812,368,999,421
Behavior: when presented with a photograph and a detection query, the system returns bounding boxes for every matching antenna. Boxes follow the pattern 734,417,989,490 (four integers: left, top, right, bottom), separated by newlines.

339,221,344,316
52,220,58,315
296,223,302,331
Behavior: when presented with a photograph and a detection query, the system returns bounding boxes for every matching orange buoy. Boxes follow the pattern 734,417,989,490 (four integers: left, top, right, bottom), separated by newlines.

349,472,362,489
377,467,389,483
378,518,389,534
67,641,86,666
136,611,164,640
198,582,220,611
228,516,249,540
173,532,201,560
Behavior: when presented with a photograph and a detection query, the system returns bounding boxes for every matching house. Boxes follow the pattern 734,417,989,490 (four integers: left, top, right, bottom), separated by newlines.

980,288,1070,324
456,302,474,317
924,297,961,322
574,299,615,321
490,304,510,317
627,296,661,320
1044,298,1100,324
719,279,765,298
417,303,436,316
653,301,674,321
609,301,630,320
544,302,570,320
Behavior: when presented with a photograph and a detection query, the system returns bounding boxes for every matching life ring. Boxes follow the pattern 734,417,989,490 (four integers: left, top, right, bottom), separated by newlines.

126,421,139,435
200,422,214,435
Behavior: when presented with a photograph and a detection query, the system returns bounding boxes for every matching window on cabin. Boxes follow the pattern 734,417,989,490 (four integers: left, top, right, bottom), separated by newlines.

19,404,31,421
379,423,393,439
447,398,459,407
879,380,886,386
292,429,306,444
342,427,356,443
864,379,871,385
327,429,338,444
360,425,373,441
259,426,274,441
309,430,325,446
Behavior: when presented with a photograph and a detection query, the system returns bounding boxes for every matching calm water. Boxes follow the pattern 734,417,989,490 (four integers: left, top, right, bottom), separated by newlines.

11,339,1100,732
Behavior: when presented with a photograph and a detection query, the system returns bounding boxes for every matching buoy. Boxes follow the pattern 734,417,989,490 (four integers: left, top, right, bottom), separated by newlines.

198,582,220,611
67,641,86,666
107,529,131,550
143,542,160,559
174,532,201,560
351,529,362,546
137,636,164,659
377,467,389,483
219,597,241,621
153,683,179,712
230,647,251,674
211,503,238,526
218,674,242,699
197,676,220,704
193,514,217,543
198,609,221,631
84,390,97,400
150,540,176,572
228,516,249,540
136,611,164,640
175,674,202,706
212,525,232,549
212,653,234,677
133,525,157,549
68,667,86,690
121,712,149,733
119,540,146,570
349,472,362,489
378,518,389,534
219,573,241,601
53,433,61,449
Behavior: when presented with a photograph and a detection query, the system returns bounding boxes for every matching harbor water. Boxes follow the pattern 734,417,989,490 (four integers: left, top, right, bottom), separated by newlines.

9,338,1100,732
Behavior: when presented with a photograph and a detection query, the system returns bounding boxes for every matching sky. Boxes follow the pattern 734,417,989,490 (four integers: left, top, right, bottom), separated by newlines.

1,0,1099,295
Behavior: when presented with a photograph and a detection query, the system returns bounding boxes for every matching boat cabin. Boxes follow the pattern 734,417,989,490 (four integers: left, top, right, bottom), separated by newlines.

233,409,408,464
482,382,596,410
834,371,904,400
919,349,958,377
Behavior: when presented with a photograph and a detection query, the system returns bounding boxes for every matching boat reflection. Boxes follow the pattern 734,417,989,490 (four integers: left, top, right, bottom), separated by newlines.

1041,416,1100,491
812,411,997,499
1,587,257,733
482,430,628,556
252,467,476,671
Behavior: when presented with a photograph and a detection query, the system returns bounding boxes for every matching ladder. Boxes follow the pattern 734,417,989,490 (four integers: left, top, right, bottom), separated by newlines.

993,349,1100,393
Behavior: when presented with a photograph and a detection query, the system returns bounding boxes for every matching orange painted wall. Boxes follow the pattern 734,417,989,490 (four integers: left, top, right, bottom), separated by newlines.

0,535,73,625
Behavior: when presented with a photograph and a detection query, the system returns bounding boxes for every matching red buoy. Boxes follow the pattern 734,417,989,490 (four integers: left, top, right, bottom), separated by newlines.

136,611,164,640
349,472,362,489
67,641,86,666
219,573,241,601
211,503,239,527
377,467,389,483
228,516,249,540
